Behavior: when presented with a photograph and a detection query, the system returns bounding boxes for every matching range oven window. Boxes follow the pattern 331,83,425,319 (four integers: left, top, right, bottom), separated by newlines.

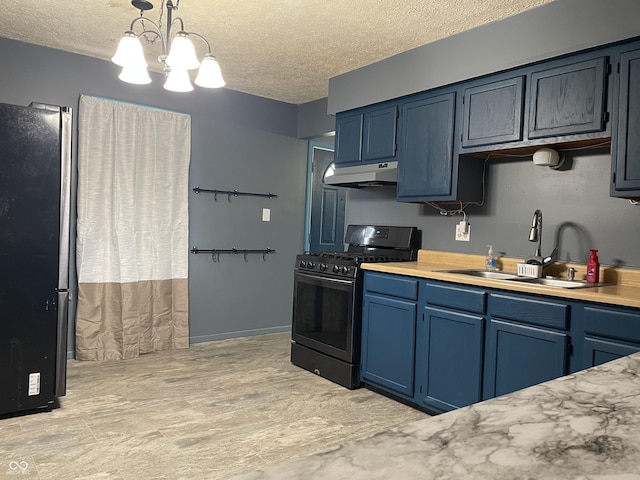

292,271,356,362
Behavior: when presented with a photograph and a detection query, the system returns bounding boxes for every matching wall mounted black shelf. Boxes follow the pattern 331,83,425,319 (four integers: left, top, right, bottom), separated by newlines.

193,186,278,202
191,247,276,262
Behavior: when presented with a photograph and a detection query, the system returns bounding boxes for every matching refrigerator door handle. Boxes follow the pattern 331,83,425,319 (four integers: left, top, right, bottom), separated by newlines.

55,291,69,397
58,107,72,291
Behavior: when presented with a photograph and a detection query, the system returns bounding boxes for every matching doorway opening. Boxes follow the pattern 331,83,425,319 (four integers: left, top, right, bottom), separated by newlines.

304,140,346,252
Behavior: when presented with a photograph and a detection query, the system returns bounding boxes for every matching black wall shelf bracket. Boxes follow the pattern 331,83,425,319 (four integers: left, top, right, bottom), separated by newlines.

190,247,276,262
193,187,278,202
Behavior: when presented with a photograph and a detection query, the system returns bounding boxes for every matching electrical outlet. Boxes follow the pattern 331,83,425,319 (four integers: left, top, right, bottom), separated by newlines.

455,222,470,241
262,208,271,222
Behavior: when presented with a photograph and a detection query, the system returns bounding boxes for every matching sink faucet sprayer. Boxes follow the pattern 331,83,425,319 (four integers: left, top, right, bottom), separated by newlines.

526,209,558,267
528,209,543,257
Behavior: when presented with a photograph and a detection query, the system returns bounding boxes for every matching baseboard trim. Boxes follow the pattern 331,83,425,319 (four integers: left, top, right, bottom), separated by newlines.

65,326,291,359
189,325,291,344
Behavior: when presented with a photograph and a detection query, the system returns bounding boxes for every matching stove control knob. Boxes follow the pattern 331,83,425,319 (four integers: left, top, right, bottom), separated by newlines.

319,263,327,271
341,266,349,275
299,260,307,268
307,262,315,269
333,265,340,273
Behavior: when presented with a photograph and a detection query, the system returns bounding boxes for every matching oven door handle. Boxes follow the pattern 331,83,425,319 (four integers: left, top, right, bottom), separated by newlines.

294,271,354,286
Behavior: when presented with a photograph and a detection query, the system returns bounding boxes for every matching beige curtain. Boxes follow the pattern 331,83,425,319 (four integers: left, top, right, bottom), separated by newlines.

75,95,190,360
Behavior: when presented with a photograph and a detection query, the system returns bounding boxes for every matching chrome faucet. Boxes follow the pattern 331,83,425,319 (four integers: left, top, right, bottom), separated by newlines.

528,209,543,257
526,209,558,267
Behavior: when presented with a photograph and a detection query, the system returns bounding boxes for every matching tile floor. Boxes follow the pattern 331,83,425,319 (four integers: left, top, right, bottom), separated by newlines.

0,333,427,479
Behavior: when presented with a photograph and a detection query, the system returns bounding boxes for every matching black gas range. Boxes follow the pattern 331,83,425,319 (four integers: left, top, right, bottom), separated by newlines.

291,225,421,389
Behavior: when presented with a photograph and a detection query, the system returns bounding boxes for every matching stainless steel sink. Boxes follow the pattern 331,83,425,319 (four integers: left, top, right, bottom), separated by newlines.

507,277,606,289
438,269,520,281
439,269,606,289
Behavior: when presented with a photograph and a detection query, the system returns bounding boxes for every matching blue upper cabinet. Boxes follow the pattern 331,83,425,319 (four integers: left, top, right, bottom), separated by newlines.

611,42,640,197
332,40,634,201
461,75,525,148
396,89,456,200
362,105,398,162
457,49,612,154
334,103,398,167
334,111,363,166
527,54,609,139
396,87,484,203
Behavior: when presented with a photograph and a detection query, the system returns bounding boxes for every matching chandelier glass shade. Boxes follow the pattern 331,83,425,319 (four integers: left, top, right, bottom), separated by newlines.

118,63,152,85
164,68,194,92
111,0,225,93
112,32,147,68
164,32,200,70
195,55,225,88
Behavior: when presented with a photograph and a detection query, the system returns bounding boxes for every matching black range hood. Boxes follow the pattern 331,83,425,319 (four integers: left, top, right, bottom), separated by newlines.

323,161,398,188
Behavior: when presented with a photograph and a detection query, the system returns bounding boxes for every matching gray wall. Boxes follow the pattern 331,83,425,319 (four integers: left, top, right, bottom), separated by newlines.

297,97,335,138
0,38,308,355
345,149,640,268
328,0,640,113
188,122,306,343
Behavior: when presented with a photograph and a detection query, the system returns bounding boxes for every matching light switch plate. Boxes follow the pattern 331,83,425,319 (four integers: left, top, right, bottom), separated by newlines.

262,208,271,222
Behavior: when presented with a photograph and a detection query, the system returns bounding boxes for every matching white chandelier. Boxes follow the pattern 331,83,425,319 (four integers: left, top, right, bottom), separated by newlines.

112,0,225,93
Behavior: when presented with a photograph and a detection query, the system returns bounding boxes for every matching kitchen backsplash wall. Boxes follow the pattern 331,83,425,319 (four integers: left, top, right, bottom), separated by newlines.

0,37,307,355
345,148,640,268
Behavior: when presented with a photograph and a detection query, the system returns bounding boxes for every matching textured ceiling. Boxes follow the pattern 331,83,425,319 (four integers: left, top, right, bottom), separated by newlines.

0,0,552,104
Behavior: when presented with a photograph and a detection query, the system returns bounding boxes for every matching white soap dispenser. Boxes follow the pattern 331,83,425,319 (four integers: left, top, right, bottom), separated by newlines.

485,245,497,272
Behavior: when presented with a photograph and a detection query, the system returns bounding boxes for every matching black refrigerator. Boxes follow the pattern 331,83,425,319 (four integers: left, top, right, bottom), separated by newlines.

0,101,72,416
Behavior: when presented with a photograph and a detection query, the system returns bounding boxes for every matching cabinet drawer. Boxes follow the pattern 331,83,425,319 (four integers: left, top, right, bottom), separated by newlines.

583,306,640,343
490,293,569,330
364,272,418,300
423,282,486,314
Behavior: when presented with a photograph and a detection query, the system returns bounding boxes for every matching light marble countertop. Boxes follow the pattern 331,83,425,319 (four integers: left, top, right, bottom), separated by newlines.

232,352,640,479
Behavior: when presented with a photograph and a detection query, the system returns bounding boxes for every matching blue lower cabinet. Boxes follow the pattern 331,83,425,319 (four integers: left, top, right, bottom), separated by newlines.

361,275,640,413
583,336,640,368
578,304,640,369
483,318,567,399
361,293,417,397
415,307,484,413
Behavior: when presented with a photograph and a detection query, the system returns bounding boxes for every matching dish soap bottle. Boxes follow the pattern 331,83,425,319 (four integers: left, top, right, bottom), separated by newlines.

586,249,600,284
485,245,497,272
